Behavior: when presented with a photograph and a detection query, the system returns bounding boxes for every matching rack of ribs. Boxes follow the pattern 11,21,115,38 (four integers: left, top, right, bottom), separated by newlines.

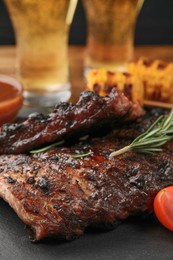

0,88,144,155
0,109,172,241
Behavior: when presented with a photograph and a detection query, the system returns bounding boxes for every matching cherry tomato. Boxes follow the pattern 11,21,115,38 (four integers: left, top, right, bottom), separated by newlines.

154,186,173,231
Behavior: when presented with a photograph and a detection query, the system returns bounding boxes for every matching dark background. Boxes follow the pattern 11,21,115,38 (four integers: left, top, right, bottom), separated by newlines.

0,0,173,46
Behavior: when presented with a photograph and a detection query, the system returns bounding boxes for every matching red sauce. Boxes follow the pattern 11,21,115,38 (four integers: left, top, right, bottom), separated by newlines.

0,82,19,102
0,80,23,126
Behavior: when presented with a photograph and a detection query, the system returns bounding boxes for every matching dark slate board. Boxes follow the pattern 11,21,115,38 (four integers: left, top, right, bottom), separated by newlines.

1,198,173,260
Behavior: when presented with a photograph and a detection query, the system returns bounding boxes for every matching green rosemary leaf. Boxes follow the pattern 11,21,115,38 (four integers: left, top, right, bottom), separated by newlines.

133,116,163,143
139,127,161,140
30,140,64,154
134,150,156,155
143,115,163,133
162,108,173,128
135,147,163,153
71,150,93,159
109,107,173,158
132,136,171,147
164,129,173,134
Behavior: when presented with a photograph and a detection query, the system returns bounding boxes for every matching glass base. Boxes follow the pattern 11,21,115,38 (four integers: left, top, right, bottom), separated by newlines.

23,82,71,108
84,58,128,79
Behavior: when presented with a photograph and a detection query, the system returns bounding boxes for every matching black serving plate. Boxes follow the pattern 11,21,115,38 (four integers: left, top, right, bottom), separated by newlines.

1,106,173,260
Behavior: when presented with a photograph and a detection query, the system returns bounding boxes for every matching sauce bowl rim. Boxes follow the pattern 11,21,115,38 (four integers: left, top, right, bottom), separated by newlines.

0,74,22,92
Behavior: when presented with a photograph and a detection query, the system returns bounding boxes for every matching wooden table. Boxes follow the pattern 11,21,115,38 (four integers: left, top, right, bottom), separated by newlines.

0,45,173,103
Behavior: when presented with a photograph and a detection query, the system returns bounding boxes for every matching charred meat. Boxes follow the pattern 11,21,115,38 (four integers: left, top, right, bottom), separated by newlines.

0,109,172,241
0,89,143,154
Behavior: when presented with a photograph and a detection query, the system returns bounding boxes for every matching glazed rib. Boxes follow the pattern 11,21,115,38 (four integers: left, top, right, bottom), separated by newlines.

0,89,143,154
0,109,172,241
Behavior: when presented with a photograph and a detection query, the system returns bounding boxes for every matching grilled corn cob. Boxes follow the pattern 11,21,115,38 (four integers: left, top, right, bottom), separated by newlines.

86,68,144,104
86,57,173,104
128,57,173,102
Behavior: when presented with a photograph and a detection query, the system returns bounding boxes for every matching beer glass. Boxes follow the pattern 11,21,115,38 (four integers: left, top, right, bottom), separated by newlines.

83,0,144,73
4,0,78,107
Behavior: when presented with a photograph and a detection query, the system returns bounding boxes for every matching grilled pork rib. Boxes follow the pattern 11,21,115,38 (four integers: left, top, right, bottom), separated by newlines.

0,89,143,154
0,109,172,241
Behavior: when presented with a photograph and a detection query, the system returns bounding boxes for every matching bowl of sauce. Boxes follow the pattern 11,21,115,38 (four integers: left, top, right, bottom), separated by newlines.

0,75,23,126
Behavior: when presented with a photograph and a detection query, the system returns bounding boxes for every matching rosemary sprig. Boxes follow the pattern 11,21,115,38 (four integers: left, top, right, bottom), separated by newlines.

30,140,64,154
71,150,93,159
109,107,173,159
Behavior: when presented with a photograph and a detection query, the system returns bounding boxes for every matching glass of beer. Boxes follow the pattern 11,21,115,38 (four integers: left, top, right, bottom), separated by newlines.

3,0,78,107
83,0,144,74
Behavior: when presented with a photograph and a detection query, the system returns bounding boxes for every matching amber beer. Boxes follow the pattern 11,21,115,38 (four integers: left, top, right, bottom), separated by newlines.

4,0,77,106
83,0,144,72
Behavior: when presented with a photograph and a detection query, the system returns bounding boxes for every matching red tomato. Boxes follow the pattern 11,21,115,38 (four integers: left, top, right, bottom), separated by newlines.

154,186,173,231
